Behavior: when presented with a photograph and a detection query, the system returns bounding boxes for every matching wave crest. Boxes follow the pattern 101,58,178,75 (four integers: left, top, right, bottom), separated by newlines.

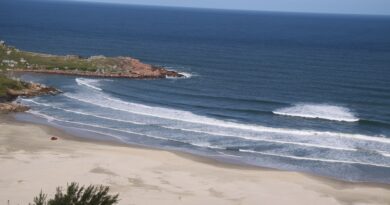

273,104,359,122
75,78,102,91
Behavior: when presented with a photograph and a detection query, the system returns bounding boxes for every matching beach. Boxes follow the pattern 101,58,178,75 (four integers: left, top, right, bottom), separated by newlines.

1,115,390,205
2,1,390,183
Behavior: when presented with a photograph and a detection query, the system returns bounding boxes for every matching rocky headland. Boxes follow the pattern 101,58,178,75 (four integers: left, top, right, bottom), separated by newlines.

0,40,185,113
0,40,183,79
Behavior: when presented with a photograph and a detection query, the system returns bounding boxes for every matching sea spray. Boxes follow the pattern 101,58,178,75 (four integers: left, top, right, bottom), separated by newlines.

273,104,359,122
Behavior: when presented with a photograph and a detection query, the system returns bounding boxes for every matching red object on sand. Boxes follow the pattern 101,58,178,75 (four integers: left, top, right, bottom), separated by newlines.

51,136,58,141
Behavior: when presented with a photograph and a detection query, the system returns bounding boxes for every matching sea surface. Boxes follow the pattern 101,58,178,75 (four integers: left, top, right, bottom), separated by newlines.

1,0,390,183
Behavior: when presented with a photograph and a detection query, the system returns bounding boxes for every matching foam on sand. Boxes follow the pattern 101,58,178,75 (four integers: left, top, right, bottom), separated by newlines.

273,103,359,122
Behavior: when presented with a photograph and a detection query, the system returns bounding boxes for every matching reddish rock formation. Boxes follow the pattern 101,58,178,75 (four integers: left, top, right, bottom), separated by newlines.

13,56,184,79
2,41,185,79
16,68,183,79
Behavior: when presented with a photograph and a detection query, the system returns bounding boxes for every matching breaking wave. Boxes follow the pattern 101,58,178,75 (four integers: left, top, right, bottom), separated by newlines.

239,149,390,168
75,78,102,91
166,72,194,79
61,92,390,145
273,104,359,122
23,110,390,168
22,99,363,152
179,72,193,78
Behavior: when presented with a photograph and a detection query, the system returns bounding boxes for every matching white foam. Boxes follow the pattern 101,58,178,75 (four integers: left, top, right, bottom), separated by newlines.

160,125,358,151
22,98,51,107
27,110,56,122
27,109,390,166
71,127,127,143
240,149,390,168
163,66,195,79
23,99,147,125
25,98,390,155
273,103,359,122
23,99,374,153
27,110,249,157
166,72,194,79
179,72,193,78
29,110,184,144
75,78,102,91
63,92,390,145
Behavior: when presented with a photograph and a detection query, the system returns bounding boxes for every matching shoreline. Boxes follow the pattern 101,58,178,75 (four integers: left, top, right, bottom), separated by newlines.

2,114,390,205
13,112,390,186
9,113,270,172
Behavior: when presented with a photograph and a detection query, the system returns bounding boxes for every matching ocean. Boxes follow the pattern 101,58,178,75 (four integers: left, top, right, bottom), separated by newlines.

1,0,390,183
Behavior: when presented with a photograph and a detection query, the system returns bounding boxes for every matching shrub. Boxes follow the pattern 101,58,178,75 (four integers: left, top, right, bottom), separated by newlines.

32,182,119,205
0,75,26,97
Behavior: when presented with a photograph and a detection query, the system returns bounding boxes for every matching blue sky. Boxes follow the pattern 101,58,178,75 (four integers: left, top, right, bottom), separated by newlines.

66,0,390,15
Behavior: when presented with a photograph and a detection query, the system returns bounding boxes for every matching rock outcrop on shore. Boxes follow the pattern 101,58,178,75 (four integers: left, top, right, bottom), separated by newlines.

0,81,61,113
6,82,61,99
0,102,29,113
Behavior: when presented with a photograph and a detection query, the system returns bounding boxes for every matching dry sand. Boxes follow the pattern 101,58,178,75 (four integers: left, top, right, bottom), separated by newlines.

1,116,390,205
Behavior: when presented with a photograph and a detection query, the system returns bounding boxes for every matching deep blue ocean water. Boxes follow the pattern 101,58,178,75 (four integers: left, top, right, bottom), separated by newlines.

1,0,390,183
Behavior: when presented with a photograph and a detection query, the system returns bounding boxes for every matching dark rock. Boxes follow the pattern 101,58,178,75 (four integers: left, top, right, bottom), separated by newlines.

1,81,61,113
225,147,240,152
6,83,62,98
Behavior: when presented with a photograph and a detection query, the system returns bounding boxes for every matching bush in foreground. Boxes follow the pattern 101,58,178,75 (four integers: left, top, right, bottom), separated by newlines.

31,182,119,205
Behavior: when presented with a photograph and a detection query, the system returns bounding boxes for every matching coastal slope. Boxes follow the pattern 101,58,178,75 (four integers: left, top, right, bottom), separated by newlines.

1,118,390,205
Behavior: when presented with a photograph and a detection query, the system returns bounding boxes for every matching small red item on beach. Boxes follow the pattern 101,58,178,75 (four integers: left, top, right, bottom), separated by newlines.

51,136,58,141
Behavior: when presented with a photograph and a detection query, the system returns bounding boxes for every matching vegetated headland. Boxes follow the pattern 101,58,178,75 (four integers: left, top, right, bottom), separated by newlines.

0,40,183,79
0,40,183,112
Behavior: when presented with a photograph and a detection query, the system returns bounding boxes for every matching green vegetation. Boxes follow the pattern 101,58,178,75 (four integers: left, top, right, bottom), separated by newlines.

0,42,113,73
0,41,179,79
0,75,26,97
32,182,119,205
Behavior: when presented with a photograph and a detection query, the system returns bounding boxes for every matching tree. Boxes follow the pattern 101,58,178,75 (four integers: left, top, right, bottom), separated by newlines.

32,182,119,205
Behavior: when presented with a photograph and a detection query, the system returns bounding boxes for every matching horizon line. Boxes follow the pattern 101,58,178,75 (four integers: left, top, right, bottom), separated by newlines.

26,0,390,17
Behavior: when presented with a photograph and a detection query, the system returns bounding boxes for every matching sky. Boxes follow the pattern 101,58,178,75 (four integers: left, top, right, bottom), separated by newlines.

65,0,390,15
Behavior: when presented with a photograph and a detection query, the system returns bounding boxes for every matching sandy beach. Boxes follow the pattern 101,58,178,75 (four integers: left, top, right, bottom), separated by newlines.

1,116,390,205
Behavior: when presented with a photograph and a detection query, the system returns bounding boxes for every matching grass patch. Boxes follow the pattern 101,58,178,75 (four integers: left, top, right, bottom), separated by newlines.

0,44,104,72
0,75,26,97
